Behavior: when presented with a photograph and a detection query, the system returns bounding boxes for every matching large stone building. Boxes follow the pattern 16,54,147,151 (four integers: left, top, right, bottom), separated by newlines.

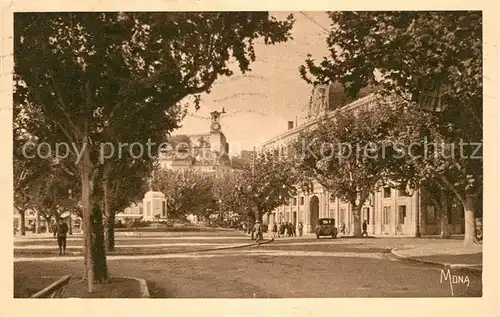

119,109,232,222
158,110,231,174
260,83,465,237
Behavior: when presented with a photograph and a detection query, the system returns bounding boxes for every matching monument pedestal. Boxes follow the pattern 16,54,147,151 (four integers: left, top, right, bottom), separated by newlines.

142,191,167,221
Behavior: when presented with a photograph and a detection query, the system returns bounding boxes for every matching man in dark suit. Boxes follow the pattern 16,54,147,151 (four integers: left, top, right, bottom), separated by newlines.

54,218,69,255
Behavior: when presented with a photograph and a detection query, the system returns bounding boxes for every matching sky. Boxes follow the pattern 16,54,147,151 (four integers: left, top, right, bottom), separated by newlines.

175,11,332,156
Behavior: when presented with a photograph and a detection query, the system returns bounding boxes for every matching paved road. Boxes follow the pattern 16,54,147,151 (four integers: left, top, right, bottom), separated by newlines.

14,230,482,298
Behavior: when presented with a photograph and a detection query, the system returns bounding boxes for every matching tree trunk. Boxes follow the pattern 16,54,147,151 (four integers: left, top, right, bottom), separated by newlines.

103,183,115,252
68,214,73,235
254,209,263,224
414,190,421,237
463,194,477,246
20,210,26,236
92,203,108,283
44,216,52,233
351,204,362,237
35,209,40,234
81,150,94,293
439,193,449,238
104,213,116,252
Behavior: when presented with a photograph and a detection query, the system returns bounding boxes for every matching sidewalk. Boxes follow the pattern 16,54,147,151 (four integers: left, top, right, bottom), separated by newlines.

14,231,83,240
262,232,316,240
391,240,483,272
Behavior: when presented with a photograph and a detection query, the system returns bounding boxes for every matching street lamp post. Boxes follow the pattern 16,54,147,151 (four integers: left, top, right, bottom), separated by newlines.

68,189,73,235
415,189,421,238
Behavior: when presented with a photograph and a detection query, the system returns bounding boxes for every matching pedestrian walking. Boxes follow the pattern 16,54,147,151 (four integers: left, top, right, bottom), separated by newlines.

253,220,262,244
298,221,303,237
341,222,346,235
54,217,69,255
292,222,296,237
362,220,368,237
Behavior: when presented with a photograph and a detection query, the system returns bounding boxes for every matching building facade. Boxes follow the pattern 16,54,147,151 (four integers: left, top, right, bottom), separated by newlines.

260,83,465,236
158,110,231,173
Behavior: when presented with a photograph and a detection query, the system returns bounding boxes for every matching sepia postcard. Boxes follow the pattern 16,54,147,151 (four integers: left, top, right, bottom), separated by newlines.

1,1,499,317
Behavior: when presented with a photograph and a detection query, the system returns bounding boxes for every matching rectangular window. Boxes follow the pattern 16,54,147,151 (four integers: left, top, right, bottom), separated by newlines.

383,187,391,198
398,205,406,225
363,207,370,224
300,197,305,205
383,206,391,224
292,198,297,206
398,189,409,197
329,193,335,202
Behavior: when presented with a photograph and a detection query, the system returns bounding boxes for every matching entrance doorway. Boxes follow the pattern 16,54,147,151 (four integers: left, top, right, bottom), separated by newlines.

309,196,319,233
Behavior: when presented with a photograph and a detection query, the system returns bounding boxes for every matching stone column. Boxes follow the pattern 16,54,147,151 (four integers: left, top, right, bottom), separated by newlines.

318,192,323,218
324,191,329,218
336,197,340,225
378,191,383,235
305,194,310,233
393,189,398,235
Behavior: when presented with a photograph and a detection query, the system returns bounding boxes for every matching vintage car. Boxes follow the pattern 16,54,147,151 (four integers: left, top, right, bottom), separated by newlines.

315,218,338,239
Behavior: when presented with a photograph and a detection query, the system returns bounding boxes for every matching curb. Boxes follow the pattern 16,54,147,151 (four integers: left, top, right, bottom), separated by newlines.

40,275,150,298
391,248,483,273
121,276,150,298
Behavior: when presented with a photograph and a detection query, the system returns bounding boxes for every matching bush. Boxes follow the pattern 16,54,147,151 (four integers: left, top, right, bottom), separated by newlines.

128,220,151,228
114,221,126,228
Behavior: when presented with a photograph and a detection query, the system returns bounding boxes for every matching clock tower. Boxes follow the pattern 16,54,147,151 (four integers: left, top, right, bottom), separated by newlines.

210,110,222,132
208,109,229,163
